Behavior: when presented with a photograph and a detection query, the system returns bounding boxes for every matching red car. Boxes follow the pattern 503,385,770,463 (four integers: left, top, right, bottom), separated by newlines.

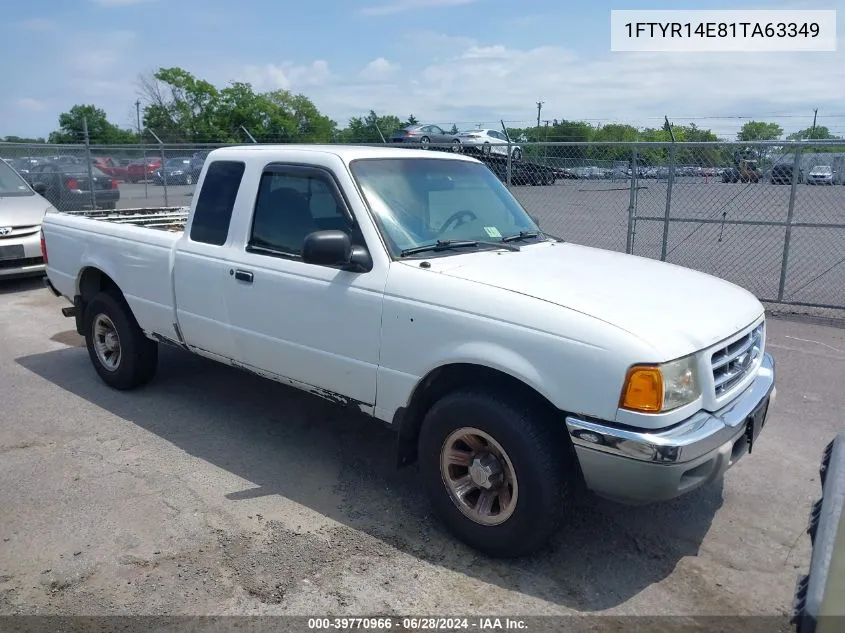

90,156,128,181
126,157,162,183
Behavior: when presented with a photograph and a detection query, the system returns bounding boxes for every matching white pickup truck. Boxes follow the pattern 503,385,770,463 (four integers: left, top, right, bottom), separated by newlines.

41,145,776,557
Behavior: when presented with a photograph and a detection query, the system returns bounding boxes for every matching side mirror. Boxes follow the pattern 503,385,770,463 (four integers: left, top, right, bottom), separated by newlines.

32,182,47,195
302,230,371,272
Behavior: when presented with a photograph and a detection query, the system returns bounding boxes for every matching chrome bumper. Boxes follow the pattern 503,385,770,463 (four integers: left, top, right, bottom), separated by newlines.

566,352,776,504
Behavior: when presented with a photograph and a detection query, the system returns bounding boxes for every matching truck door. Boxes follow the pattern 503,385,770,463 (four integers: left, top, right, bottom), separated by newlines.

220,163,385,407
172,159,247,363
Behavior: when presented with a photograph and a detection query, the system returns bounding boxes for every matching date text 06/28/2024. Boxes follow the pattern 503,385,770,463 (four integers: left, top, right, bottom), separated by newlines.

307,617,528,630
610,9,836,52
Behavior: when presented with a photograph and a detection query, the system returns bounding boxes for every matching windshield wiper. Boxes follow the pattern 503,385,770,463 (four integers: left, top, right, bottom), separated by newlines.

501,231,541,243
400,239,519,257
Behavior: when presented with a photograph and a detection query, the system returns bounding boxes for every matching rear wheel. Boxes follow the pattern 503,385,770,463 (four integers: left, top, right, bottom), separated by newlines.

420,136,430,149
84,292,158,390
418,389,579,557
451,139,462,153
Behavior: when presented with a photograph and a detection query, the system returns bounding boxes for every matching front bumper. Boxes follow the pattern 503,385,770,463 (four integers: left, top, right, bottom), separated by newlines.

566,352,776,504
0,230,45,279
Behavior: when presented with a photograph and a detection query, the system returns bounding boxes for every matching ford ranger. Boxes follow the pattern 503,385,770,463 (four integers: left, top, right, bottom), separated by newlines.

40,145,776,557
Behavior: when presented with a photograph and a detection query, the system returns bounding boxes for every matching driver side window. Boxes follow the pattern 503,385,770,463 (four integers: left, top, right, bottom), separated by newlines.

248,169,365,259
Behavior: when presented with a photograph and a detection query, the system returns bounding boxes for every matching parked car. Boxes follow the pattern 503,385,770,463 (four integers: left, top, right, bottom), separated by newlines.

454,129,522,161
389,124,461,151
28,162,120,211
153,157,197,185
771,164,803,185
10,157,49,179
126,157,162,183
807,165,834,185
42,145,775,558
89,156,128,180
0,157,53,279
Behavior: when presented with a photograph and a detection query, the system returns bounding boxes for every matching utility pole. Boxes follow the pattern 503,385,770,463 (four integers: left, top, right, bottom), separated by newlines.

135,99,142,138
811,108,818,136
536,100,544,129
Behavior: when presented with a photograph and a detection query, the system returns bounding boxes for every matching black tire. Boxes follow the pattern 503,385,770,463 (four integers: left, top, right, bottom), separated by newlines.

83,292,158,390
420,136,430,150
418,389,579,558
451,140,462,153
185,173,194,185
481,143,491,156
512,148,522,162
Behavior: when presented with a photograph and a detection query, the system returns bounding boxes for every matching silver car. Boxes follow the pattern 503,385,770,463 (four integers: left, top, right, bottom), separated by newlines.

807,165,835,185
454,129,523,161
0,158,54,279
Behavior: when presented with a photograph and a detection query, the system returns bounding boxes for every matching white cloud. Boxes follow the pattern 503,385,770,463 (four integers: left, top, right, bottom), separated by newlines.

360,0,477,16
16,98,46,112
241,61,332,92
359,57,401,82
298,36,845,133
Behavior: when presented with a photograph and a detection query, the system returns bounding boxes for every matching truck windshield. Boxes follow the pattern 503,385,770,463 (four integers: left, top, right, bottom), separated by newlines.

349,157,542,257
0,160,35,198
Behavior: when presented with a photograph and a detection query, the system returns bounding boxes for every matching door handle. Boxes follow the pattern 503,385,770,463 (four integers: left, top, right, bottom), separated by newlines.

233,269,254,283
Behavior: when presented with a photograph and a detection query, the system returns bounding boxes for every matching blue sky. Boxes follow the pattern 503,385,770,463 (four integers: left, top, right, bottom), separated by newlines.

1,0,843,139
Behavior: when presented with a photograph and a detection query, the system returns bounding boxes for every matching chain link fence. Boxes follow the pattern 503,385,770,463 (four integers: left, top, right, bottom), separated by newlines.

2,138,844,315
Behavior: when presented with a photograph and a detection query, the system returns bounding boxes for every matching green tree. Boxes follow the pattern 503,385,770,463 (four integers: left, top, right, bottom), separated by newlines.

449,123,458,135
737,120,783,141
139,67,336,143
786,126,837,141
404,114,419,126
48,104,136,144
2,135,46,143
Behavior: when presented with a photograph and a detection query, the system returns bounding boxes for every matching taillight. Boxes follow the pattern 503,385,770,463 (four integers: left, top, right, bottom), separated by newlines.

40,229,48,264
66,178,78,190
111,179,119,189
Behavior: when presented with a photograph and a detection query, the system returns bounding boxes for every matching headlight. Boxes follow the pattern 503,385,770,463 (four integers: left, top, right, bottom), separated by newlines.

619,355,700,413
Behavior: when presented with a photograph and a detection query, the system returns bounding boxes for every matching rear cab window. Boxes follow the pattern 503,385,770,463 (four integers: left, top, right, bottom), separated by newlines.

189,160,246,245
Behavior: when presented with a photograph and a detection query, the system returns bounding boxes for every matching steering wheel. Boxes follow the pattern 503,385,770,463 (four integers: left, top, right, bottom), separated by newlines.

438,209,477,235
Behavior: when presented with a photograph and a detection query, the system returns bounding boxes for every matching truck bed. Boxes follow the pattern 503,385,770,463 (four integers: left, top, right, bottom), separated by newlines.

42,206,192,344
58,206,190,232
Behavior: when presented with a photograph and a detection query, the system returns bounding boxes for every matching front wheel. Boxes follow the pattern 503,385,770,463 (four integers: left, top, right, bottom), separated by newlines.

185,173,194,185
418,389,579,557
84,292,158,390
511,148,522,162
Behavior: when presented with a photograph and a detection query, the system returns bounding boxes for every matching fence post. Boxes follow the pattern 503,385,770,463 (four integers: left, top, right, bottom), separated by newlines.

148,130,167,207
501,119,512,186
82,116,97,211
777,146,802,301
660,143,677,261
626,147,638,254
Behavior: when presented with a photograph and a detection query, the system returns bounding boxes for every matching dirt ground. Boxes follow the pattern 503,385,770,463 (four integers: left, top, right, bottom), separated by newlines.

1,276,842,623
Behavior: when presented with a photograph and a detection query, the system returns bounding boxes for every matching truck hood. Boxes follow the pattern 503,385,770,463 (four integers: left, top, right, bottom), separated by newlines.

415,241,764,358
0,192,52,227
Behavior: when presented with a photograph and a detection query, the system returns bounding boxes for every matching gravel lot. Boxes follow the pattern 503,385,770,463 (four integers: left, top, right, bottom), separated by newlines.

116,177,845,312
1,275,842,621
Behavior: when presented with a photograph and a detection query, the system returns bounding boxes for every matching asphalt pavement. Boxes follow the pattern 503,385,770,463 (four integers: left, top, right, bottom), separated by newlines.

0,276,842,621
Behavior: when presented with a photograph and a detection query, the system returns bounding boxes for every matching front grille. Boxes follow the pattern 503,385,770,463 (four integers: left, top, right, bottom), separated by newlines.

711,323,765,397
0,225,39,239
